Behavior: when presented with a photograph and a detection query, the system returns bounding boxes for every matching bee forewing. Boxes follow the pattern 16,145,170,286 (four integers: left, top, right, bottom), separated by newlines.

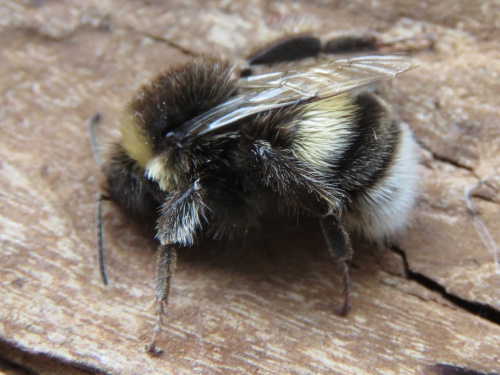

240,55,414,97
180,55,413,139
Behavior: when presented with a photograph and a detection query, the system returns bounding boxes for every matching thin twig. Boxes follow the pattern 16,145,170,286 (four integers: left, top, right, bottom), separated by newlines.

465,180,499,273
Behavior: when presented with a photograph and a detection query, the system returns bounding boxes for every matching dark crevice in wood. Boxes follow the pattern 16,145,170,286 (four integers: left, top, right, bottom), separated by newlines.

466,180,500,205
429,151,473,173
0,357,38,375
0,339,109,375
409,271,500,324
424,363,500,375
468,193,499,205
418,142,474,173
391,246,500,326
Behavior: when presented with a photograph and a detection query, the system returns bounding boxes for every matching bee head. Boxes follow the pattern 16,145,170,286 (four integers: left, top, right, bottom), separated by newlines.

117,58,236,192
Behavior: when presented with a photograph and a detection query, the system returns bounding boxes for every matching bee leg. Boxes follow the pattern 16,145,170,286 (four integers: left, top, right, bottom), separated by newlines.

320,214,353,316
323,34,435,54
337,261,351,316
249,140,331,210
322,36,378,54
156,180,208,248
146,244,177,356
96,192,108,285
146,182,208,355
247,141,352,313
246,35,322,66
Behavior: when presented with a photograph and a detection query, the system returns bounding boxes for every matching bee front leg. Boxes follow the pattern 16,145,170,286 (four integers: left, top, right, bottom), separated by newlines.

146,181,208,356
320,214,353,316
146,244,177,356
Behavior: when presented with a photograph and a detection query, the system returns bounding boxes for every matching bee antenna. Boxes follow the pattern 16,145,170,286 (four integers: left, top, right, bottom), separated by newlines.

86,112,109,285
97,192,108,285
87,112,103,165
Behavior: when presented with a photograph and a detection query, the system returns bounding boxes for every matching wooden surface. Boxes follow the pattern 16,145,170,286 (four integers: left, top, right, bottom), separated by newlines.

1,1,499,374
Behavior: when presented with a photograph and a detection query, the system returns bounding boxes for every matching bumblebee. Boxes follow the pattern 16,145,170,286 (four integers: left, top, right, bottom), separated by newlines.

101,34,419,355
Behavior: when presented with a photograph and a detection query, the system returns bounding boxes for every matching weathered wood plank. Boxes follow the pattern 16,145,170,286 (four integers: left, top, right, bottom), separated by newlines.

1,1,499,374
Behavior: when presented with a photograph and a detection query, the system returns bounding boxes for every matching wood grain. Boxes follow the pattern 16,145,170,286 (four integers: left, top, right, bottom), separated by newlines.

1,1,499,374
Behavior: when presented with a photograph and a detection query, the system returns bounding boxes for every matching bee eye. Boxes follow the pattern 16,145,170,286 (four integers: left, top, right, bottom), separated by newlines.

165,131,180,140
164,131,183,148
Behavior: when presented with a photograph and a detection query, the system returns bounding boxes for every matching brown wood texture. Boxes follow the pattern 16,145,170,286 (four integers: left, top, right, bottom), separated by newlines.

1,1,499,374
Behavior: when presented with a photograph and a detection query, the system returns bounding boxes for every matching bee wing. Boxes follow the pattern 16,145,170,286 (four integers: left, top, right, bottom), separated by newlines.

239,55,414,96
180,55,413,139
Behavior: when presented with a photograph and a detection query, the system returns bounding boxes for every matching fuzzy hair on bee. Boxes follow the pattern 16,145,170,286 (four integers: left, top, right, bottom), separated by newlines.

100,34,419,355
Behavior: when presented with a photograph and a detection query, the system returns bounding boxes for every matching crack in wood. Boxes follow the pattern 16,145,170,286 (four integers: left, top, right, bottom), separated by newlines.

0,339,108,375
429,150,474,173
390,246,500,326
424,363,500,375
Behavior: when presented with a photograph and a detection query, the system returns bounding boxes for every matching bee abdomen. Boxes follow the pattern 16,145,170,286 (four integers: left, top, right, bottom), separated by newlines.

291,92,402,189
345,121,418,241
291,93,358,170
291,91,418,241
340,93,419,241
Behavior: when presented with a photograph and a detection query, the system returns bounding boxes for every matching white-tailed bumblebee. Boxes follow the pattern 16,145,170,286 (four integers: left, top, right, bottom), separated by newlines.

100,34,419,355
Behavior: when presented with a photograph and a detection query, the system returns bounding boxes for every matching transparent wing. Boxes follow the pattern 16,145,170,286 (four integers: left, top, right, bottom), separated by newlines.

179,55,413,139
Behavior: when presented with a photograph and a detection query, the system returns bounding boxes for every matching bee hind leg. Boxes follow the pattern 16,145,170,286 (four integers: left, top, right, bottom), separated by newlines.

322,36,377,54
323,34,435,54
320,214,353,316
246,35,322,66
246,33,379,68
